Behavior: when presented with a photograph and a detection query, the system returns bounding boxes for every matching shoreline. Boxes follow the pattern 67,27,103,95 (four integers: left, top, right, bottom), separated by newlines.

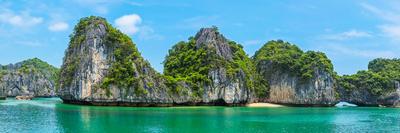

246,103,286,107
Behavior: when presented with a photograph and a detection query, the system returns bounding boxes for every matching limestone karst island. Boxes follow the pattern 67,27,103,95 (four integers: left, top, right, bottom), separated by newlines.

1,1,400,133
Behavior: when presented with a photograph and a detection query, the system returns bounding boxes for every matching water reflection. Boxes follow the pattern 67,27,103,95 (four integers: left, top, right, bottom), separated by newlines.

332,107,400,132
2,98,400,132
0,98,61,132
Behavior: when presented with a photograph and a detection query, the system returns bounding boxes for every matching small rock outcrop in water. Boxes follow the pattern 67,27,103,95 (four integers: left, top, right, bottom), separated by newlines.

0,58,58,98
59,16,172,106
253,40,337,106
338,58,400,107
163,27,258,105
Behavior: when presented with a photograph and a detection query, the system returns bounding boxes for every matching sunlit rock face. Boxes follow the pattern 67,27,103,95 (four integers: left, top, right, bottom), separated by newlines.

0,58,58,98
264,65,337,106
58,16,172,106
196,28,250,105
253,41,337,106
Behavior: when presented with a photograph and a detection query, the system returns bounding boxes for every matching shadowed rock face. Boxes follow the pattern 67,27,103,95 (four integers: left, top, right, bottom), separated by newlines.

337,81,400,107
59,17,172,106
0,58,57,97
336,58,400,107
257,61,337,106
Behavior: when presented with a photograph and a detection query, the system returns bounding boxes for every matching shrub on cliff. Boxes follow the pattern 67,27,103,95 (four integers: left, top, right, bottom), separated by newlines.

253,40,335,80
339,58,400,96
17,58,59,81
163,28,264,98
60,16,150,97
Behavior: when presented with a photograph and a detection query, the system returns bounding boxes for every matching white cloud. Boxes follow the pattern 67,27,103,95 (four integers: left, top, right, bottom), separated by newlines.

127,2,143,6
72,0,117,14
361,3,400,42
361,3,400,23
137,26,164,40
95,6,108,14
322,30,372,41
243,40,262,46
379,25,400,42
0,12,43,27
323,44,396,59
180,15,219,29
115,14,142,35
15,40,43,47
48,22,69,31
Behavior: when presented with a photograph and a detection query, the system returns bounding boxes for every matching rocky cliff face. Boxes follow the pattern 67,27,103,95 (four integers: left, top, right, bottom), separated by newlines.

164,27,252,105
337,58,400,107
195,28,250,104
194,28,233,60
58,17,340,107
0,58,58,97
258,61,336,106
59,16,172,106
337,83,400,107
253,40,337,106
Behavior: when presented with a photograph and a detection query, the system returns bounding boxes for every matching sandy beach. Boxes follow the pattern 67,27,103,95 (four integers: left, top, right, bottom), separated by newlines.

246,103,286,107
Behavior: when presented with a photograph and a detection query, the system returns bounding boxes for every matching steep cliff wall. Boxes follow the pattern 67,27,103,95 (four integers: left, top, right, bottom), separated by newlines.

338,58,400,107
253,40,337,106
163,27,256,105
337,83,400,107
59,16,172,106
0,58,58,97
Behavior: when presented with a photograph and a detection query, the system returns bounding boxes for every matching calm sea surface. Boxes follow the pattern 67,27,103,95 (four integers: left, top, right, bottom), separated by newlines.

1,98,399,133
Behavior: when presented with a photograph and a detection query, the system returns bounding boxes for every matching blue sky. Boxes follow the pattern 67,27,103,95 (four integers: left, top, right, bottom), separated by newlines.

0,0,399,75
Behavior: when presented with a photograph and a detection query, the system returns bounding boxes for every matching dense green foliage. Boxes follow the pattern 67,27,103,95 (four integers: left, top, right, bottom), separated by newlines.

164,38,211,83
100,18,148,97
18,58,59,82
339,58,400,95
163,38,216,98
163,28,263,97
0,66,6,81
0,58,59,88
253,40,335,80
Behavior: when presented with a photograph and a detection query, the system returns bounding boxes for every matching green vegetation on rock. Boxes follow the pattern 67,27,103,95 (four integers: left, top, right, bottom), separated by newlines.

61,16,150,97
100,17,148,97
339,58,400,96
17,58,59,81
253,40,335,80
60,16,93,89
163,38,214,98
0,66,6,81
163,28,262,97
0,58,59,93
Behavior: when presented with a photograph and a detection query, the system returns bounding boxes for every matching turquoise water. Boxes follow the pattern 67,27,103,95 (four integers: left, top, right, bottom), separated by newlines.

1,98,400,133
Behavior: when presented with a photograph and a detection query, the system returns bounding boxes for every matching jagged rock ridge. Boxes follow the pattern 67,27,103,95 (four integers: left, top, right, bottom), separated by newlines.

58,16,172,106
194,28,233,60
338,58,400,107
253,40,337,106
0,58,58,98
164,27,254,105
